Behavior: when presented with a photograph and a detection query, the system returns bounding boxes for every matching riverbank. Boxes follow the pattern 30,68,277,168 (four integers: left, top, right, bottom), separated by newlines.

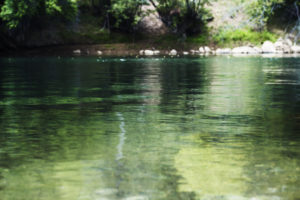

2,38,300,57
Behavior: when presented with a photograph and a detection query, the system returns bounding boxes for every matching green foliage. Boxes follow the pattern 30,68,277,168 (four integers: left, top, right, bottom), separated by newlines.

213,28,278,46
185,26,210,45
109,0,146,31
60,28,135,44
149,0,212,35
0,0,78,29
248,0,299,29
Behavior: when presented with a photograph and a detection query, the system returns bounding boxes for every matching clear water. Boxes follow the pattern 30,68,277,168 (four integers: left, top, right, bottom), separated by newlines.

0,56,299,200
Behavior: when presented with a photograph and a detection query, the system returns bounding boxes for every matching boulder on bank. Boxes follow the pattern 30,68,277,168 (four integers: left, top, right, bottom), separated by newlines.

144,50,154,56
190,50,197,54
199,47,205,53
291,45,300,53
97,50,103,56
232,46,259,54
73,49,81,54
216,48,232,54
262,41,276,53
274,38,291,53
204,46,211,53
153,50,160,55
169,49,177,56
138,4,168,35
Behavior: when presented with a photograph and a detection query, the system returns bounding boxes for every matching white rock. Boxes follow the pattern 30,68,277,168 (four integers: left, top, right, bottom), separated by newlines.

97,50,103,56
262,41,276,53
144,50,154,56
253,47,262,53
139,50,144,55
216,48,232,54
95,188,118,195
274,38,291,53
183,51,189,55
291,45,300,53
122,196,148,200
232,46,258,54
204,46,211,53
73,49,81,54
153,50,160,55
285,38,293,47
199,47,205,53
169,49,177,56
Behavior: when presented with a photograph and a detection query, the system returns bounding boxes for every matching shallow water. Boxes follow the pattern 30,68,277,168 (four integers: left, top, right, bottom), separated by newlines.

0,56,299,200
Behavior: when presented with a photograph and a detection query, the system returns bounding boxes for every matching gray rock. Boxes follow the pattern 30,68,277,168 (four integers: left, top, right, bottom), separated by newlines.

138,4,168,35
262,41,276,53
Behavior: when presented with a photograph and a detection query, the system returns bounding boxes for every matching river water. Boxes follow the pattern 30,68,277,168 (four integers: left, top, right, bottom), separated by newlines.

0,56,299,200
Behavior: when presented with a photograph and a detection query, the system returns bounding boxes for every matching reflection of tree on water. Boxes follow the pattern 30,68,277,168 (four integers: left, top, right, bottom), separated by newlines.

1,57,299,200
116,112,126,161
174,57,300,199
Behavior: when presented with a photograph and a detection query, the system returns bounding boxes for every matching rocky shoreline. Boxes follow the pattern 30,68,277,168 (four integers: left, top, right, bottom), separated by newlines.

137,38,300,57
2,38,300,57
70,38,300,57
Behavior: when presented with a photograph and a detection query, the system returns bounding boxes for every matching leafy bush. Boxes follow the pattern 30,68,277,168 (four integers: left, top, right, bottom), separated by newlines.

248,0,299,29
109,0,147,32
213,28,278,46
149,0,212,35
0,0,78,29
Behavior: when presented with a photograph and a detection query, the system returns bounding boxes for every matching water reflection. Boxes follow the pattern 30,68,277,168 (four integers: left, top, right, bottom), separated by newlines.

0,57,299,200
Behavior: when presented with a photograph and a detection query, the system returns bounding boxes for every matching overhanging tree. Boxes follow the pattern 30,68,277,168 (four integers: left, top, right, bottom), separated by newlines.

149,0,212,35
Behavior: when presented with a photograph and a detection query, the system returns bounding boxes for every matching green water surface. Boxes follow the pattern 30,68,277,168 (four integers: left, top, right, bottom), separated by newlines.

0,56,299,200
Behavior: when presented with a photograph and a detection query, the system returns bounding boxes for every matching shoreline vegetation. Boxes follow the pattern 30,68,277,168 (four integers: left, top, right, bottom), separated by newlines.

0,0,299,56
